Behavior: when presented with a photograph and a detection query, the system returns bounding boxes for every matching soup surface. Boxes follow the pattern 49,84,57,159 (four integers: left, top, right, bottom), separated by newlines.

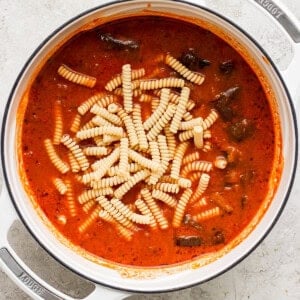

20,16,276,266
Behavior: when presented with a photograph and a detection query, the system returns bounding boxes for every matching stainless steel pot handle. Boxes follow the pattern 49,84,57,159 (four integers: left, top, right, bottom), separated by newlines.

253,0,300,100
254,0,300,42
0,186,129,300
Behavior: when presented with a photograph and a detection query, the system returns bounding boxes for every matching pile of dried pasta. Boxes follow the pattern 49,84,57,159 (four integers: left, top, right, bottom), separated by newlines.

45,54,227,240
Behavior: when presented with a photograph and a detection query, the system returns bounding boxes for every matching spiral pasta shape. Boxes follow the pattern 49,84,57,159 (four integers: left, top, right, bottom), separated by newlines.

143,88,170,131
122,64,133,113
53,178,67,195
140,77,185,90
172,188,193,227
165,54,205,85
151,189,177,207
189,173,211,204
170,142,189,179
53,100,63,145
141,188,168,230
44,139,69,174
117,109,139,148
114,170,150,199
192,207,221,222
60,134,89,171
97,196,135,230
57,64,96,88
132,104,149,150
110,198,151,225
170,87,190,134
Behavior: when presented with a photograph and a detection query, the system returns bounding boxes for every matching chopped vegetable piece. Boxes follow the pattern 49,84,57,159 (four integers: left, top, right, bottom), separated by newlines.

175,235,202,247
179,49,211,71
212,230,225,244
98,32,140,50
228,119,254,142
219,60,234,74
213,86,240,121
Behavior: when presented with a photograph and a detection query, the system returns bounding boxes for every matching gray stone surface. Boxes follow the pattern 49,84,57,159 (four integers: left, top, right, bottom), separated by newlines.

0,1,299,299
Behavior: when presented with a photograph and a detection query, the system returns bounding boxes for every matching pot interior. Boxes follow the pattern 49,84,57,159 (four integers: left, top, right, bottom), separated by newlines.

1,0,296,293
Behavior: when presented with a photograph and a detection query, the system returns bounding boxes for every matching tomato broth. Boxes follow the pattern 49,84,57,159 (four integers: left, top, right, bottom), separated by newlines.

20,16,276,267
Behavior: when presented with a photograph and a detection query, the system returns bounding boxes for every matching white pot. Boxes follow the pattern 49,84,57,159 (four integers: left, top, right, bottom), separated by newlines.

0,1,298,299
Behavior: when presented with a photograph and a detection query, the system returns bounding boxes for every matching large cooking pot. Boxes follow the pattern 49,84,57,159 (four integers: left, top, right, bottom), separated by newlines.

0,0,298,299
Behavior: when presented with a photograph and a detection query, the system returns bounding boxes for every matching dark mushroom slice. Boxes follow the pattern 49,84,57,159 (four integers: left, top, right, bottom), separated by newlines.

228,118,255,142
179,49,211,71
213,86,240,121
175,235,202,247
212,230,225,245
219,59,234,74
183,214,203,231
98,32,140,50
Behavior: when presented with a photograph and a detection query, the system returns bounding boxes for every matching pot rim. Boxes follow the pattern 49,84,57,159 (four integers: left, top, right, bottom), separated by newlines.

1,0,298,294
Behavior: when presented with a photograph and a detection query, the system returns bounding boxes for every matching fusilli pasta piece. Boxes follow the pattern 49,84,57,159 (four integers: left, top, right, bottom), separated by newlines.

108,163,143,176
140,77,185,90
172,188,193,227
90,175,126,189
57,64,96,88
165,54,205,85
132,104,149,150
170,86,190,133
53,100,63,145
170,142,189,179
179,117,203,131
78,187,113,204
53,178,67,195
135,198,157,229
202,109,219,130
60,134,89,171
78,206,101,233
97,196,135,230
82,199,96,213
119,137,129,178
90,105,122,126
83,146,108,157
143,88,170,131
146,104,176,141
65,180,77,217
192,207,221,222
44,139,69,174
181,161,213,177
154,182,180,194
77,93,104,115
189,173,211,204
114,170,150,199
141,188,168,230
70,114,81,133
76,126,124,140
164,125,176,158
105,68,145,91
117,109,139,148
128,149,160,172
110,199,151,225
214,156,228,169
152,189,177,207
182,151,201,165
122,64,133,113
193,125,204,149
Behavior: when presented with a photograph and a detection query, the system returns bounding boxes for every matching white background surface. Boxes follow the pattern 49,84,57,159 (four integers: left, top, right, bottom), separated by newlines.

0,1,299,299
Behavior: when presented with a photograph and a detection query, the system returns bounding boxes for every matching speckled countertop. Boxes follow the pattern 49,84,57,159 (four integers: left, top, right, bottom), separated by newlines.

0,1,299,299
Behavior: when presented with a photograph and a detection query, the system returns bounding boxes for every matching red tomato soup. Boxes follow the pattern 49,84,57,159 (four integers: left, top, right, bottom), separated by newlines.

20,16,277,267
